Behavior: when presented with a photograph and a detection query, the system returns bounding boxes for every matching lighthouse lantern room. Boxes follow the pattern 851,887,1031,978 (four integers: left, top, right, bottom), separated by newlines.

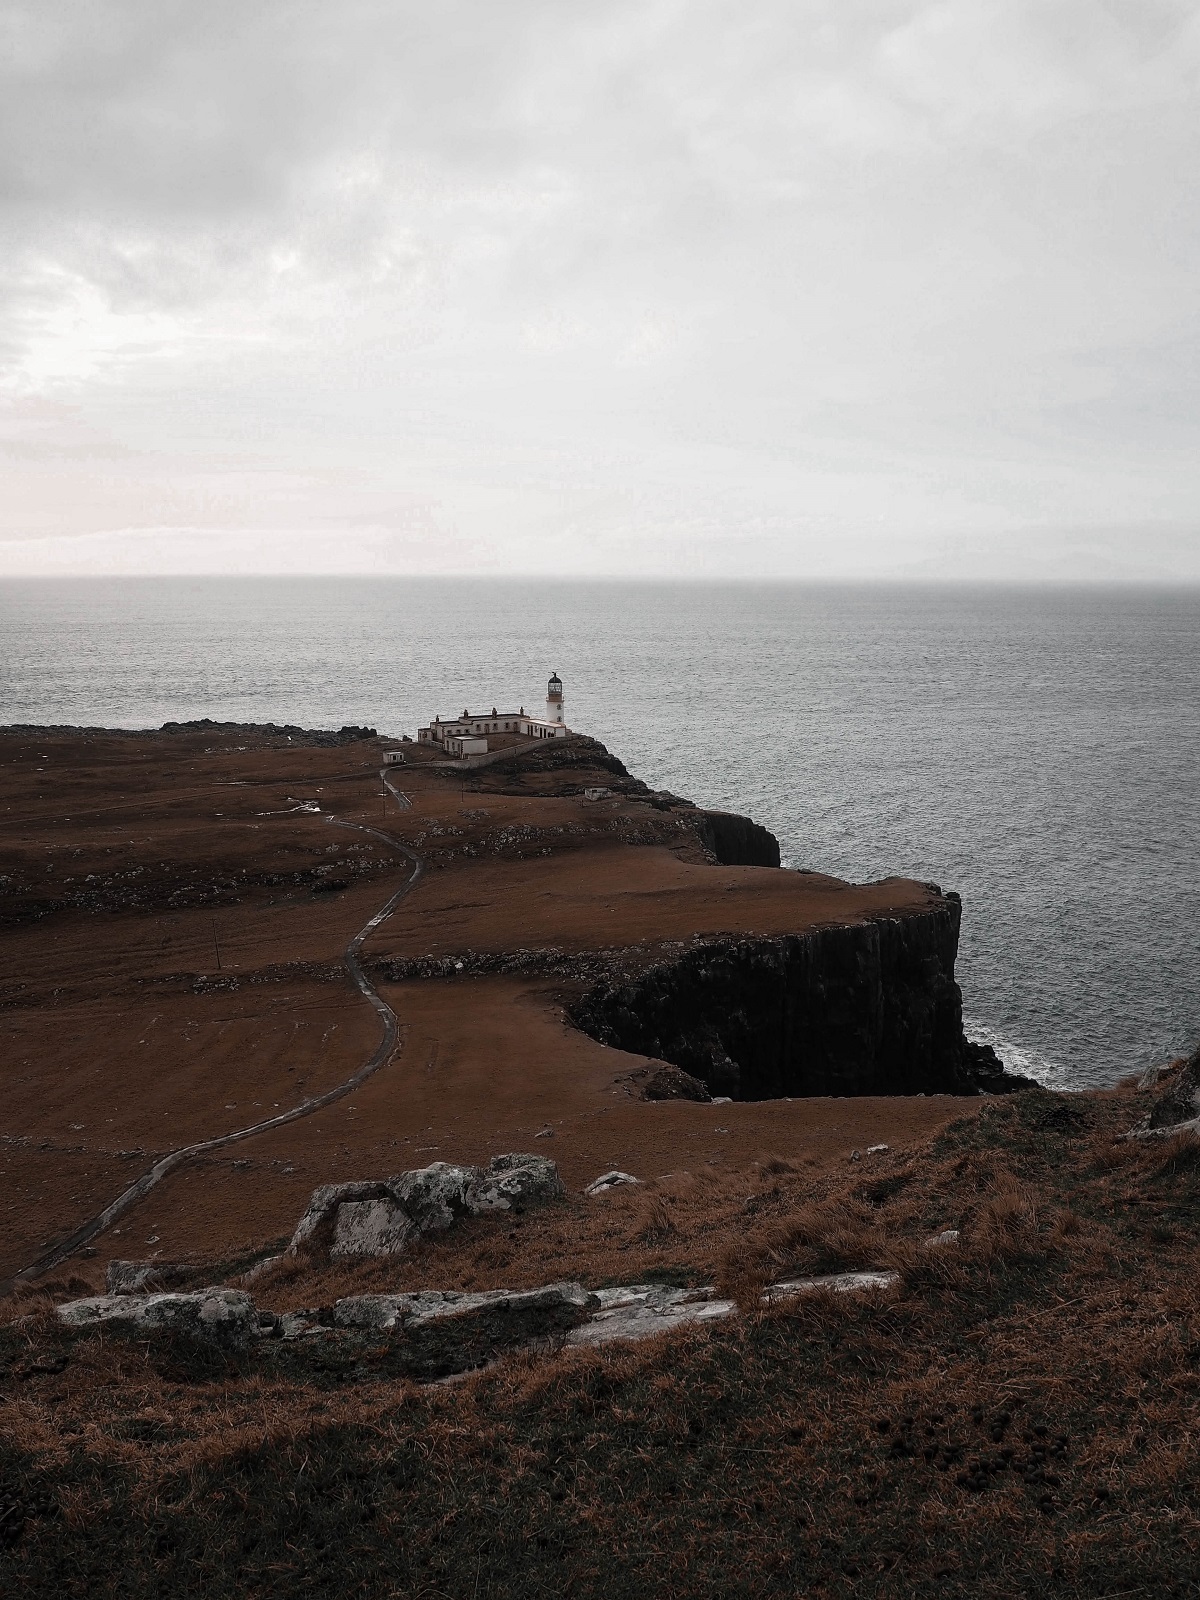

545,672,564,725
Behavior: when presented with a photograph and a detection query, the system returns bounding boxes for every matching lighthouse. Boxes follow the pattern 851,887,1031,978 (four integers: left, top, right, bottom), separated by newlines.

416,672,569,748
545,672,564,725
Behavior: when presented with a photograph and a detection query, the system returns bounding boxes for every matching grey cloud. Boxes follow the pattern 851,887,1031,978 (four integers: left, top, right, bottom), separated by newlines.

0,0,1198,575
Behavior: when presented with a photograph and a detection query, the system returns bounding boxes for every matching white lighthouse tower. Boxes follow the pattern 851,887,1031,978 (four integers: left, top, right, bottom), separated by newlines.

545,672,564,726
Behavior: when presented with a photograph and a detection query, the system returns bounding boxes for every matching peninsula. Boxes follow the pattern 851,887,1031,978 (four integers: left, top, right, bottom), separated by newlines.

2,710,1198,1597
1,709,1008,1285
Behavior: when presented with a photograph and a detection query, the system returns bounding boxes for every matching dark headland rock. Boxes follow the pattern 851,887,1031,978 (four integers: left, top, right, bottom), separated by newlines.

0,719,381,747
641,1063,714,1103
694,809,782,868
482,735,782,866
571,896,1033,1100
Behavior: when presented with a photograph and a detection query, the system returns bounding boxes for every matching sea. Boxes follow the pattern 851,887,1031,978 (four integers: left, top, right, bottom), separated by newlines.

2,576,1197,1091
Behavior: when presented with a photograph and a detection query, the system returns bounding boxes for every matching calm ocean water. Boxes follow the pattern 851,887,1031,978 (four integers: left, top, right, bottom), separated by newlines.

2,576,1197,1090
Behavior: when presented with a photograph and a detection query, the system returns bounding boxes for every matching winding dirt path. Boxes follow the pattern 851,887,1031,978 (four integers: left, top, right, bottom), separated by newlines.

1,771,422,1294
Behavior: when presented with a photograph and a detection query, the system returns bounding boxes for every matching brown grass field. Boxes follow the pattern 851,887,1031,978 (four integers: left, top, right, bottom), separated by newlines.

1,724,1196,1596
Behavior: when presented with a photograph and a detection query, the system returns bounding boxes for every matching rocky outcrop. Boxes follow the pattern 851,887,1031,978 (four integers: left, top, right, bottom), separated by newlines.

694,810,781,868
1125,1044,1200,1140
642,1063,713,1102
571,899,1030,1099
483,733,638,787
54,1274,896,1373
288,1154,565,1259
961,1039,1031,1095
56,1288,255,1342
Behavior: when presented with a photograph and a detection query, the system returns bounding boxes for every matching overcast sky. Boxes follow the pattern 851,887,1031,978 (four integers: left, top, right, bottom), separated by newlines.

1,0,1198,579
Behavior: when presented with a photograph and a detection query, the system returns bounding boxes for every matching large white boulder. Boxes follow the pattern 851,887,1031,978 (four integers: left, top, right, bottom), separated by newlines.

331,1198,417,1258
390,1162,479,1232
288,1180,400,1255
465,1153,565,1213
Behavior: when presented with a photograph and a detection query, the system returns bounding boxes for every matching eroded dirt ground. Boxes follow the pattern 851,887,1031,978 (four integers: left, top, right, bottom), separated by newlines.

1,724,976,1283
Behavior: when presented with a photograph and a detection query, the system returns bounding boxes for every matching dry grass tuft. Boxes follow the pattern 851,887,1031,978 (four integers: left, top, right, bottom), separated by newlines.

971,1180,1046,1265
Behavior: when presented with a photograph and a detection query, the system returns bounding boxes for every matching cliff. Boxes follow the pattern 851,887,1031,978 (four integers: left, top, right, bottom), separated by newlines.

571,895,1023,1098
693,808,782,868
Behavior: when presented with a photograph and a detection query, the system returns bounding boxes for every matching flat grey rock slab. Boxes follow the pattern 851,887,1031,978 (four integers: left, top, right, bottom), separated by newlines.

336,1281,595,1332
567,1285,737,1346
763,1271,898,1299
56,1288,255,1341
568,1272,898,1347
336,1281,597,1378
1124,1114,1200,1142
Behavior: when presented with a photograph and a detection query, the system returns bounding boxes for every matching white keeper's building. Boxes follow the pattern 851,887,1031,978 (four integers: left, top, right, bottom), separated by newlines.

417,673,569,756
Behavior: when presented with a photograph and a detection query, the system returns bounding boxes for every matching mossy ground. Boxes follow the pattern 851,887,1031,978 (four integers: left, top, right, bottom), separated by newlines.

3,1082,1200,1598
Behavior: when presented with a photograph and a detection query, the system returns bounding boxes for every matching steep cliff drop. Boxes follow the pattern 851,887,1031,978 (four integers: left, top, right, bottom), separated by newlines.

570,893,1027,1100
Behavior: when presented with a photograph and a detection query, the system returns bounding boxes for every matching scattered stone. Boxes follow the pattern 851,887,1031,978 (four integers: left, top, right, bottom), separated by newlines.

711,1095,733,1104
584,1170,642,1196
277,1310,323,1339
534,1125,555,1138
56,1288,256,1343
641,1064,713,1103
866,1144,890,1155
924,1230,961,1249
238,1254,283,1284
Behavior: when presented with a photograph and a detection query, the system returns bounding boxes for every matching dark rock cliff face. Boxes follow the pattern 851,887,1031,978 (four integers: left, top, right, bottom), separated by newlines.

694,810,782,868
571,895,1028,1099
1,719,380,747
